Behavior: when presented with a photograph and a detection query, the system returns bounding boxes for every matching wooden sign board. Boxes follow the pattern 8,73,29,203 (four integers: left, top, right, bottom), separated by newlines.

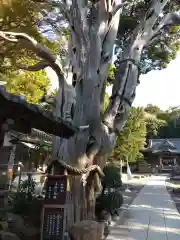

41,205,66,240
45,175,67,204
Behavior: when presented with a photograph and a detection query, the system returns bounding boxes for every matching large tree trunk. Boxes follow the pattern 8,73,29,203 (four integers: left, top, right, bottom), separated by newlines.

52,0,122,169
49,1,175,224
52,0,171,167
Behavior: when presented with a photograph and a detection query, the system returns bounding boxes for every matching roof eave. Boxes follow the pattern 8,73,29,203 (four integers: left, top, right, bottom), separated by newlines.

0,86,77,138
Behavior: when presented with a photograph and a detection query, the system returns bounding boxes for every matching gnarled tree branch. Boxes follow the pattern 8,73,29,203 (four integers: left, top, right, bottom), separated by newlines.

103,0,175,133
0,31,65,86
151,12,180,38
0,31,68,119
16,61,49,71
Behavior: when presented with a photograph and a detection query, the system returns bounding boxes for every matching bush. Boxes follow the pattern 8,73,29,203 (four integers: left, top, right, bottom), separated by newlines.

103,164,122,190
12,175,36,215
95,165,123,221
95,191,124,223
96,191,123,214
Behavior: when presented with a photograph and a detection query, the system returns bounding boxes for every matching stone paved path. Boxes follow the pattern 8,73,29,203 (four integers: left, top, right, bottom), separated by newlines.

107,175,180,240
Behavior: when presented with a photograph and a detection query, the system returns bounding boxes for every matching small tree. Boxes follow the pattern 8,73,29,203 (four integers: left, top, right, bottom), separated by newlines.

112,107,147,163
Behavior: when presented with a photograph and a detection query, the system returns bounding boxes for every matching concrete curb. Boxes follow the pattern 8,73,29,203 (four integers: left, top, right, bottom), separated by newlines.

132,174,152,179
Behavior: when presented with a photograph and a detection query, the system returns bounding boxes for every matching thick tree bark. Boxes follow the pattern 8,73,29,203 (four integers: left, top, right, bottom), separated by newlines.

53,0,175,169
51,0,123,168
0,0,177,168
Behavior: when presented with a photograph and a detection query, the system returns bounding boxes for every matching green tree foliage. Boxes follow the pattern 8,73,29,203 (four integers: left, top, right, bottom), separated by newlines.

102,93,110,113
107,64,117,85
0,1,64,103
0,0,41,69
144,111,167,137
144,104,162,115
0,0,62,76
103,163,122,189
115,0,180,73
143,105,180,139
112,107,147,163
157,107,180,138
5,60,50,104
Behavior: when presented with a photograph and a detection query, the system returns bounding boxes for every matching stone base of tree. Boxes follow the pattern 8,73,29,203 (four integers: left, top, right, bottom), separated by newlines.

1,232,20,240
69,220,109,240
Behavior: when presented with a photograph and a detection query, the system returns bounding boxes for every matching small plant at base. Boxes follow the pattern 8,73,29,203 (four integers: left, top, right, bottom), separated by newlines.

102,164,122,193
11,175,36,215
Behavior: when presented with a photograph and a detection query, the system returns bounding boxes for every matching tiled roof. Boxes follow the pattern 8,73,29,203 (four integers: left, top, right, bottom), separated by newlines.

145,138,180,153
31,128,52,142
0,86,77,138
9,129,52,145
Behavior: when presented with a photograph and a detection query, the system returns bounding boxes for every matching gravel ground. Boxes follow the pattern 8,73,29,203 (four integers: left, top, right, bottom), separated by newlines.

166,177,180,214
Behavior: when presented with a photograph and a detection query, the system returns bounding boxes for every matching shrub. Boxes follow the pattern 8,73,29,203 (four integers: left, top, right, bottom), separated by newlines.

12,175,36,215
102,164,122,191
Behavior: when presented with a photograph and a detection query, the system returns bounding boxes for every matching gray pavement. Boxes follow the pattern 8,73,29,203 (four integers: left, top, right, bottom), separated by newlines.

107,175,180,240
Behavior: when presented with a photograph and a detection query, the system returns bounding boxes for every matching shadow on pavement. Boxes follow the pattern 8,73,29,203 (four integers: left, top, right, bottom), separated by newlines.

108,175,180,240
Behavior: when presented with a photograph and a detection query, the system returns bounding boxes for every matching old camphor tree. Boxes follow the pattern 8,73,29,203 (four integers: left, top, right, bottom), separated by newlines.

1,1,180,171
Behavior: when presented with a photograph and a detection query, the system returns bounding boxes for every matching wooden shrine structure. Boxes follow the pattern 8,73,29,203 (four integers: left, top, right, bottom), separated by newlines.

0,86,76,221
41,160,104,240
142,138,180,172
0,86,105,239
0,85,105,239
0,86,77,142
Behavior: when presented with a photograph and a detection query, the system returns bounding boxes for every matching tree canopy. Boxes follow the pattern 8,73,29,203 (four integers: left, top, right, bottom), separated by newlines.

0,0,40,71
5,59,50,104
0,0,63,78
144,110,167,138
110,104,180,164
0,0,65,103
115,0,180,73
145,105,180,138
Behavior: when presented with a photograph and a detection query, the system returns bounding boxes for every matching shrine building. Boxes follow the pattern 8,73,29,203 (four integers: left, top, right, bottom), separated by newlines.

142,138,180,172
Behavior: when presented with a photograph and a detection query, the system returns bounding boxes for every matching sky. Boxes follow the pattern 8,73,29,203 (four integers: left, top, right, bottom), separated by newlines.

46,66,59,93
133,54,180,110
107,54,180,110
46,54,180,111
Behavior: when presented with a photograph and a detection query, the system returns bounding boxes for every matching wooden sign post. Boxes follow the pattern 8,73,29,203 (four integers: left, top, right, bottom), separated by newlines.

41,175,68,240
0,146,13,220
